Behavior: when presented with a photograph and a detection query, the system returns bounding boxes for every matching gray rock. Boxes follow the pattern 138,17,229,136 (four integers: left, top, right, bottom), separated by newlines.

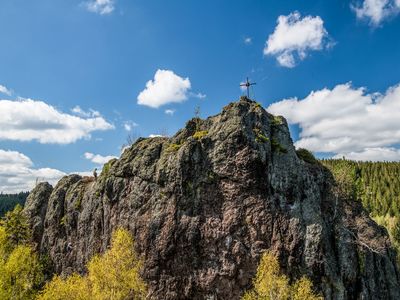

24,97,400,299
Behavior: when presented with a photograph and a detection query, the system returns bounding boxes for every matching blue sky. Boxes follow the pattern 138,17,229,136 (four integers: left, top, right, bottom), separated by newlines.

1,0,400,192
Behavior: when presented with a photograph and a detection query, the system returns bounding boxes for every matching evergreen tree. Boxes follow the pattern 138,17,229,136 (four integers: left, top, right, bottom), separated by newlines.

0,206,44,300
0,204,31,247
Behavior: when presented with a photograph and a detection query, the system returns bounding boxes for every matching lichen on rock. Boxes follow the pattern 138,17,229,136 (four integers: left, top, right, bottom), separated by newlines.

24,98,400,299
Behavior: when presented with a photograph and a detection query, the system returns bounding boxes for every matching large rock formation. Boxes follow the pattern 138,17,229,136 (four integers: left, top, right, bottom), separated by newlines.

25,97,400,299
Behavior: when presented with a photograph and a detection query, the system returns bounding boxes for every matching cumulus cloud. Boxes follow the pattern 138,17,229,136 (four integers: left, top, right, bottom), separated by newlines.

244,37,252,45
333,147,400,161
0,149,66,193
137,69,191,108
164,109,175,116
192,92,206,99
0,84,12,96
264,12,331,68
0,98,114,144
351,0,400,26
268,82,400,161
149,134,163,138
84,0,115,15
123,121,138,132
84,152,117,165
71,105,101,117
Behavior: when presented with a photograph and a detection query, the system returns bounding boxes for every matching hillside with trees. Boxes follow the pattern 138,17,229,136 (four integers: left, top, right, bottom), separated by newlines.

321,159,400,263
0,192,29,217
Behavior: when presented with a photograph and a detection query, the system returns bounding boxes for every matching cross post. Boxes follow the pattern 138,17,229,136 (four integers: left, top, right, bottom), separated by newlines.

240,77,256,98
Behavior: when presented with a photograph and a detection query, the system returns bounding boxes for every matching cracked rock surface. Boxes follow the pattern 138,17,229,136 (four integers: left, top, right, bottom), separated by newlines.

25,97,400,299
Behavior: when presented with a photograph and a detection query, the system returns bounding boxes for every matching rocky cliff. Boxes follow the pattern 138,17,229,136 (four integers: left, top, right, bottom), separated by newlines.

24,97,400,299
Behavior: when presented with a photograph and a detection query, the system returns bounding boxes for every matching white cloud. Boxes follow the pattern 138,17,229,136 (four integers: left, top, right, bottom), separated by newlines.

268,82,400,161
123,121,138,131
0,98,114,144
71,105,100,118
351,0,400,26
193,92,206,99
84,152,117,165
137,69,191,108
84,0,115,15
165,109,175,116
333,147,400,161
264,12,330,68
149,134,163,138
244,37,252,44
0,85,12,96
0,149,66,193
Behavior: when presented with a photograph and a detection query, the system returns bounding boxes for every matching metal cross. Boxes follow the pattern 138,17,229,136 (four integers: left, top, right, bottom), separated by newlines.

240,77,256,98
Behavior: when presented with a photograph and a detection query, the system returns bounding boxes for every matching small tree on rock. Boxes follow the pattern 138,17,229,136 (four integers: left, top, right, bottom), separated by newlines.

242,252,322,300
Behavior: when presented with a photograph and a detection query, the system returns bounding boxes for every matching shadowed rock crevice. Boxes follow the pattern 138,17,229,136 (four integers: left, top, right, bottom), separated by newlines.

24,97,400,299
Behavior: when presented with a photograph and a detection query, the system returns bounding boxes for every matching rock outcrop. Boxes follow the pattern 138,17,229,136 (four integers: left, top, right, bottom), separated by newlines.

25,97,400,299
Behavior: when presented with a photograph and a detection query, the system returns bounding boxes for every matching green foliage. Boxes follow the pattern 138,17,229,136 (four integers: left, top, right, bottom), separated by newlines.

255,102,262,109
322,159,400,267
271,138,288,154
0,205,31,247
101,158,117,177
321,159,360,201
271,116,284,127
0,245,44,300
38,228,147,300
0,192,29,217
74,198,82,210
253,128,269,144
296,148,318,164
242,252,322,300
373,214,400,265
59,216,67,227
321,159,400,216
0,208,44,299
102,163,111,177
36,274,90,300
193,130,208,140
291,277,323,300
166,142,182,153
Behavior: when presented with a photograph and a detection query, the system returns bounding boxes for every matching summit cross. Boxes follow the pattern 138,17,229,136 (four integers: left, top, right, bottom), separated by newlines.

240,77,256,98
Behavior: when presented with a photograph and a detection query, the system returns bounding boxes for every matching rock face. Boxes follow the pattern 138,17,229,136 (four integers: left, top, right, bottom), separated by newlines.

25,98,400,299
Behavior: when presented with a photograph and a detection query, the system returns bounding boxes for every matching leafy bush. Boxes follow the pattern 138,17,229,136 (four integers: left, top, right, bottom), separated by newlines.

101,158,117,177
193,130,208,140
166,143,182,153
296,148,318,164
242,252,322,300
253,128,269,144
271,116,284,127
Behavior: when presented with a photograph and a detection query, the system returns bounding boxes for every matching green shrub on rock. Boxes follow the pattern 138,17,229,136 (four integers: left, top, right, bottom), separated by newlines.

296,148,318,164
